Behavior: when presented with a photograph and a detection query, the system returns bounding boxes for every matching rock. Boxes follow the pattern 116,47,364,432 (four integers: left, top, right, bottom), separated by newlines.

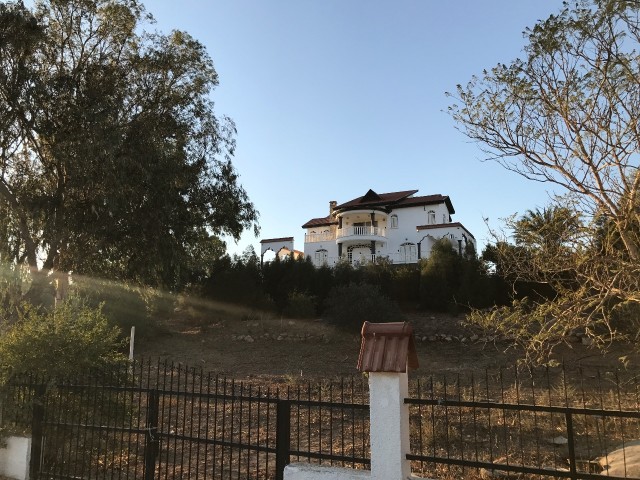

277,335,283,341
566,335,580,343
444,336,452,342
244,335,254,343
421,336,428,342
429,336,436,342
549,436,568,445
470,334,479,342
581,336,594,345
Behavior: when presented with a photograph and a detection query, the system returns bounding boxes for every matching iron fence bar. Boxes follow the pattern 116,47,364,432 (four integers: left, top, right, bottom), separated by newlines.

405,454,629,480
275,399,291,480
565,412,578,480
144,389,160,480
29,383,46,480
404,398,640,418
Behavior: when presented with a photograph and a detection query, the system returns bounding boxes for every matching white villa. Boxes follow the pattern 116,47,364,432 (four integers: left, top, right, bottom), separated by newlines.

260,189,475,267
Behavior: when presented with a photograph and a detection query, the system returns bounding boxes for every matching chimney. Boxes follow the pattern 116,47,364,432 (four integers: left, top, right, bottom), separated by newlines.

329,200,337,215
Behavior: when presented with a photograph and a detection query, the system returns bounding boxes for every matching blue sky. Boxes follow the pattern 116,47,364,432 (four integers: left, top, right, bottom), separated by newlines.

148,1,566,257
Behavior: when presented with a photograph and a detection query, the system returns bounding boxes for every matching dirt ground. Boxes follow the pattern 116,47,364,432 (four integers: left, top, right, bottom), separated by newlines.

133,297,640,380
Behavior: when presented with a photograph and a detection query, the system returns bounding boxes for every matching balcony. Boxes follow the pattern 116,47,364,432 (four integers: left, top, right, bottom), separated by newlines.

304,231,336,243
336,226,386,243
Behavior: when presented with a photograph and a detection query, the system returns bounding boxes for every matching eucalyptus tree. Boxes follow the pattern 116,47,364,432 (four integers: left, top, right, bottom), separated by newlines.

0,0,258,299
449,0,640,360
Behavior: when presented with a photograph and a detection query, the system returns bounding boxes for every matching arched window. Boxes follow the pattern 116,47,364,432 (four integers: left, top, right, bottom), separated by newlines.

314,249,328,265
390,215,398,228
427,210,436,224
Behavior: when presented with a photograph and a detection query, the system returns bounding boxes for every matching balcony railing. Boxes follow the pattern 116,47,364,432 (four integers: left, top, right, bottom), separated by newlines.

336,226,386,239
304,232,336,243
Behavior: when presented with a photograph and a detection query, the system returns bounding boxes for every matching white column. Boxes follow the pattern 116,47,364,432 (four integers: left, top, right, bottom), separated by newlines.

368,372,411,480
0,435,31,480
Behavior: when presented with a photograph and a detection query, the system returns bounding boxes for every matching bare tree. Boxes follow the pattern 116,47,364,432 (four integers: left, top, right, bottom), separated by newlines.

450,0,640,361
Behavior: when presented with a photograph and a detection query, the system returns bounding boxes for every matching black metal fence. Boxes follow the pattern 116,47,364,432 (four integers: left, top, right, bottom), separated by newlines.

406,364,640,480
3,360,640,480
1,359,369,480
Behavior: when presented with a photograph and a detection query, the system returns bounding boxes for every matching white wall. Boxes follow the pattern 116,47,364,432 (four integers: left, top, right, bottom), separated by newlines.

285,463,370,480
303,201,475,265
0,435,31,480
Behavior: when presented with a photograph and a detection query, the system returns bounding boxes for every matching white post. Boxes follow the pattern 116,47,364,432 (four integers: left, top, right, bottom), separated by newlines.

129,326,135,362
368,371,411,480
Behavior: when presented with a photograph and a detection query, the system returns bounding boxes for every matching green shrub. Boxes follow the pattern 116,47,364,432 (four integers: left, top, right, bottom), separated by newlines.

283,290,317,319
0,299,126,381
323,283,404,331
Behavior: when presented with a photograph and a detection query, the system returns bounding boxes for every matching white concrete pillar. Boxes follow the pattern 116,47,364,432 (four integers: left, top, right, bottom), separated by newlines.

0,435,31,480
368,372,411,480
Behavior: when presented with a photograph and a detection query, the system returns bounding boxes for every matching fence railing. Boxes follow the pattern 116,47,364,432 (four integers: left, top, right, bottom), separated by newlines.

1,360,370,480
406,364,640,480
3,361,640,479
336,226,386,239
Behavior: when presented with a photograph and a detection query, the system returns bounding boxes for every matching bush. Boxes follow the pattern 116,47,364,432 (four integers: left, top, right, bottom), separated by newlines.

283,291,317,319
323,283,404,331
0,299,126,381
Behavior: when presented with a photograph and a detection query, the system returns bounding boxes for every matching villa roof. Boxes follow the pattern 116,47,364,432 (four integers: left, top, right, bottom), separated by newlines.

416,222,475,239
301,215,338,229
335,189,419,210
335,189,455,214
302,189,455,228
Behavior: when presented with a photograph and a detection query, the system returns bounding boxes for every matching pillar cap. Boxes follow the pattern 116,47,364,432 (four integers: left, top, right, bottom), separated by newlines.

357,321,419,373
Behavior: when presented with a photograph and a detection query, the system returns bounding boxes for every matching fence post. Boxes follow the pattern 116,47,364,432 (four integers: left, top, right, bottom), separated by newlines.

29,383,46,480
565,412,578,480
144,389,160,480
275,399,291,480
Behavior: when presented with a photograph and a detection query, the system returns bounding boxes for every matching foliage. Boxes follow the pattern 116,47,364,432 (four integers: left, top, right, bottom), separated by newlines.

449,0,640,361
202,246,272,310
0,299,126,382
283,290,317,319
420,239,495,313
0,0,258,296
323,283,404,331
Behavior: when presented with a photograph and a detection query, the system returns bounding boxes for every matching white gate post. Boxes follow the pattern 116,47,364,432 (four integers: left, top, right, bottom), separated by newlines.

368,371,411,480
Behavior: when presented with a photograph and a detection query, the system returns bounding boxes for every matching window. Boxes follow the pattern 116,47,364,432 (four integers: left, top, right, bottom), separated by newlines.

427,210,436,224
390,215,398,228
399,242,417,263
314,249,328,265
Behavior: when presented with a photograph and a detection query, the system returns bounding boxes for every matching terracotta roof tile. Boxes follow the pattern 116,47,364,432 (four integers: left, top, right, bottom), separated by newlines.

260,237,294,244
301,215,338,229
357,321,419,373
336,189,419,210
416,222,475,239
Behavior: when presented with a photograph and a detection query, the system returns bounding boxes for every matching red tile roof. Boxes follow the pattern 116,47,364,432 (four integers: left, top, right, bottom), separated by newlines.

336,189,419,210
260,237,294,244
416,222,475,239
302,189,455,228
357,321,419,373
301,215,338,229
